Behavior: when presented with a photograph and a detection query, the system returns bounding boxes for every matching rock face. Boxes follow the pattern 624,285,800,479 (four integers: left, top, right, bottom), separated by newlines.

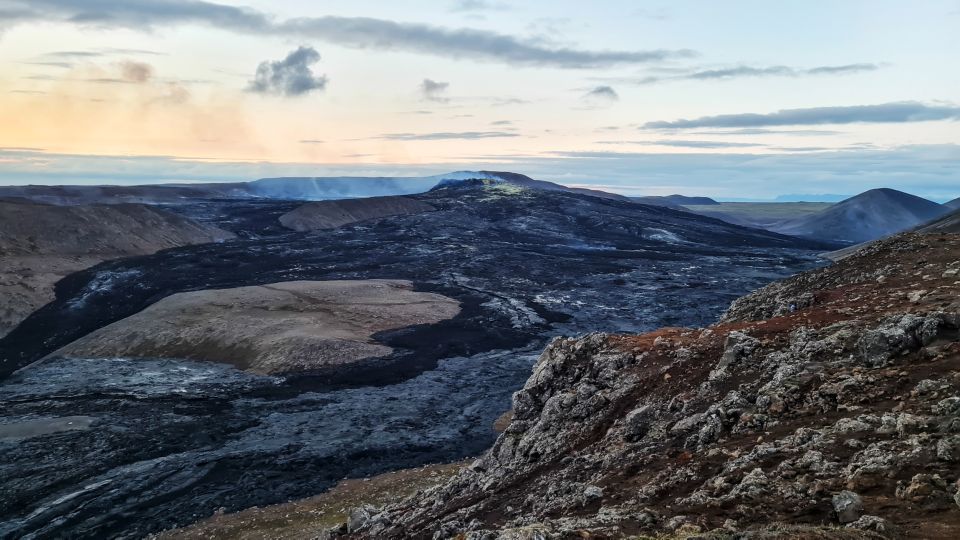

346,232,960,539
0,200,233,338
279,196,437,231
52,280,460,374
772,188,949,244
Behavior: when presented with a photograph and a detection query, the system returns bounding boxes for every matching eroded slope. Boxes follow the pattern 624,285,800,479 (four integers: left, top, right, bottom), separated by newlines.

0,200,234,338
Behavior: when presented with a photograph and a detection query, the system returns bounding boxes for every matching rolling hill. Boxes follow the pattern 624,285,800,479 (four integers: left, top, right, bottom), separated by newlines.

771,188,950,244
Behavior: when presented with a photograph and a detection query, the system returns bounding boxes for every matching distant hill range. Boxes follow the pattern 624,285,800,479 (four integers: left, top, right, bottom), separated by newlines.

771,188,951,244
0,171,629,205
631,194,719,208
946,197,960,211
773,193,850,202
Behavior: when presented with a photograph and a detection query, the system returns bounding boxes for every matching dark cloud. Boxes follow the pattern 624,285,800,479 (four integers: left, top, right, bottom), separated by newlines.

644,102,960,129
490,120,513,126
420,79,450,102
247,46,327,97
5,0,695,69
379,131,520,140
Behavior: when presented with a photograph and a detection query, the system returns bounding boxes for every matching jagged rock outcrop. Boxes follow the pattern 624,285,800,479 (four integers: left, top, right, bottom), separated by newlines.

340,232,960,539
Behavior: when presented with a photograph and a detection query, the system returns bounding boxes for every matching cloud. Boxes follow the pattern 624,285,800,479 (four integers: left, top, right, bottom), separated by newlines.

450,0,508,12
120,61,154,83
600,140,764,148
488,97,530,106
24,61,74,69
299,139,324,144
577,86,619,109
686,128,843,136
621,63,880,85
490,120,513,126
154,82,191,104
583,86,619,101
5,0,695,69
420,78,450,102
379,131,520,140
805,63,879,75
43,50,102,58
247,46,327,97
644,101,960,129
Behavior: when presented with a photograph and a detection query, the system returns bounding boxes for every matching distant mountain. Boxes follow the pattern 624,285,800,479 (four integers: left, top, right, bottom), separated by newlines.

772,188,950,244
946,197,960,211
631,194,718,207
0,171,629,205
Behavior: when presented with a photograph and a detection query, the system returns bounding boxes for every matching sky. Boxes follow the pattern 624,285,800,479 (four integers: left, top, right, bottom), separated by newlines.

0,0,958,200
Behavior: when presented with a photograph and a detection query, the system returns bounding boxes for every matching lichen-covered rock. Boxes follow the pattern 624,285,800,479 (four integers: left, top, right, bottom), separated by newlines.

845,515,895,536
832,490,863,524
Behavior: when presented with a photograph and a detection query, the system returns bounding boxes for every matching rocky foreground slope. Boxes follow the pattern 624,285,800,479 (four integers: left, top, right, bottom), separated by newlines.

335,232,960,539
0,200,233,338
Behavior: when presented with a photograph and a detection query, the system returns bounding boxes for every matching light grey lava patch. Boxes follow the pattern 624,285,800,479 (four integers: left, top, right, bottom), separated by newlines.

0,416,94,441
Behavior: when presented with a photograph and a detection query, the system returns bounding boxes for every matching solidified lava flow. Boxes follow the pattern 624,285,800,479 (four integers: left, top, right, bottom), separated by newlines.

0,185,827,538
